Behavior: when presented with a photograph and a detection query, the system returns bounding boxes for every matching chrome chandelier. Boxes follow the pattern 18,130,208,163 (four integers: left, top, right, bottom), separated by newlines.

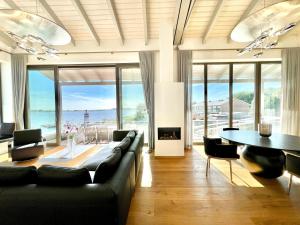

0,9,71,60
231,0,300,57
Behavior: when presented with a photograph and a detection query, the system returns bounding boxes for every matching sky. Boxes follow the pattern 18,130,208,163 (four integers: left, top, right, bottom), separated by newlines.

28,71,56,111
29,70,280,111
192,82,280,103
192,83,250,103
29,70,146,111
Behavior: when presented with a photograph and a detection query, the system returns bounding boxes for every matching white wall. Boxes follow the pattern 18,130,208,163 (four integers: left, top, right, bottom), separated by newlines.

155,82,184,156
0,52,14,122
159,19,174,82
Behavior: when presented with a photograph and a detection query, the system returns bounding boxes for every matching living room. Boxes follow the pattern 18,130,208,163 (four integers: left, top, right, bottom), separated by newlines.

0,0,300,225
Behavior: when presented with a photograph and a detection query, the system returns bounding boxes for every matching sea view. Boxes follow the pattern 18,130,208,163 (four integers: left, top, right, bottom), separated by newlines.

30,108,144,135
28,69,280,143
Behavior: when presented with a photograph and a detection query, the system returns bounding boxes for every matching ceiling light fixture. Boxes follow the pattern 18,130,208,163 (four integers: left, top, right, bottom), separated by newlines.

231,0,300,57
0,8,71,60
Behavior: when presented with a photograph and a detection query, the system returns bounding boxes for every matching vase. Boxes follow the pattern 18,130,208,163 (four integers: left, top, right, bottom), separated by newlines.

258,122,272,137
67,136,74,158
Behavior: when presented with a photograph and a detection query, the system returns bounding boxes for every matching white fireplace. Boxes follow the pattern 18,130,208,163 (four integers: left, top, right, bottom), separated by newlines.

154,82,184,156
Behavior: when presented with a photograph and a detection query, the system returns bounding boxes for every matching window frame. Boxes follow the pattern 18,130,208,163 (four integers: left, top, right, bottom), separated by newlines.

0,64,3,123
26,63,143,145
192,61,281,144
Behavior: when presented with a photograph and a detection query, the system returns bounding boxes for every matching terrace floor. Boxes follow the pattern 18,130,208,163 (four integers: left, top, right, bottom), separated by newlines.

127,146,300,225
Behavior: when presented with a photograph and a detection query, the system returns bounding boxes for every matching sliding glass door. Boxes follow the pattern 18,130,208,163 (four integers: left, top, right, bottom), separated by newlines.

207,64,230,137
192,61,281,142
232,64,255,130
261,63,281,132
26,64,148,146
192,64,205,142
120,67,148,143
27,68,57,144
59,67,117,144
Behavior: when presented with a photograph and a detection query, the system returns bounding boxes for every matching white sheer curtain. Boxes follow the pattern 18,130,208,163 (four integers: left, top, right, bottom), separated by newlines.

139,51,155,150
178,50,193,149
11,54,28,130
281,48,300,135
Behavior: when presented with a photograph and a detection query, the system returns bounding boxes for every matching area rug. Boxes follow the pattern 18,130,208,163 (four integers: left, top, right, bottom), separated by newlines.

40,144,96,162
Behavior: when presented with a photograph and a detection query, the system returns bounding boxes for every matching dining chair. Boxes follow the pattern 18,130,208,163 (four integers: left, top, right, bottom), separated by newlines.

222,127,240,145
285,152,300,194
203,136,240,182
222,127,239,131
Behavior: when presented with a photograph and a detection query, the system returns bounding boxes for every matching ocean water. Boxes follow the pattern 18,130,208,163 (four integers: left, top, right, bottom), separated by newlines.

30,109,142,135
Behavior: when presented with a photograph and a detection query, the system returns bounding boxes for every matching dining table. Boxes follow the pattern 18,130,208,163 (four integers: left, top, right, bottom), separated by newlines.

220,130,300,178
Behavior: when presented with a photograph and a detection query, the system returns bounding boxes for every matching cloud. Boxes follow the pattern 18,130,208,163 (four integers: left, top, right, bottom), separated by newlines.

62,93,116,110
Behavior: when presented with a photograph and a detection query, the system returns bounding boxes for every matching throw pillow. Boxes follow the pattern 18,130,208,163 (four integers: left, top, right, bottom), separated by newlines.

93,147,122,183
0,166,37,186
117,137,131,156
126,130,136,143
37,165,91,186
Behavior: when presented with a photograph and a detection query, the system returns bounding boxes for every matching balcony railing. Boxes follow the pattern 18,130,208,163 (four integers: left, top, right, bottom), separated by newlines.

192,117,280,142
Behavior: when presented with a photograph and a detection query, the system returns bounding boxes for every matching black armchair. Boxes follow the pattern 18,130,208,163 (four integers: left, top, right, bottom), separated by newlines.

222,127,240,145
203,136,239,182
11,129,45,161
222,127,239,131
0,123,15,140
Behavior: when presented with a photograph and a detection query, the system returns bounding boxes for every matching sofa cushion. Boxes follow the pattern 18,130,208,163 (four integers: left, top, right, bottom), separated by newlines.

11,143,44,162
0,166,37,186
37,165,92,186
93,147,122,183
117,137,131,156
126,130,136,143
113,130,130,142
128,132,144,178
80,143,120,171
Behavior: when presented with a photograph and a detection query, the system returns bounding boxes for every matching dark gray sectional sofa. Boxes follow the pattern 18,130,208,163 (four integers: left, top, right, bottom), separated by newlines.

0,130,144,225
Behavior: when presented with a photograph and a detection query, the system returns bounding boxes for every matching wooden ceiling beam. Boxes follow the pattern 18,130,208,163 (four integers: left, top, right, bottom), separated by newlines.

228,0,260,42
106,0,124,44
1,0,20,47
39,0,76,46
202,0,225,44
71,0,100,45
141,0,148,45
3,0,20,10
173,0,196,45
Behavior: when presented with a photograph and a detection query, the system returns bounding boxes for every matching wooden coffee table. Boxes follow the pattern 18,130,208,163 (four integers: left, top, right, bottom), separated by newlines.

14,144,101,168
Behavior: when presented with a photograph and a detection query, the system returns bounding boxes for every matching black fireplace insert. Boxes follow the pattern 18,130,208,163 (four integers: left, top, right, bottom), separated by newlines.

158,127,181,140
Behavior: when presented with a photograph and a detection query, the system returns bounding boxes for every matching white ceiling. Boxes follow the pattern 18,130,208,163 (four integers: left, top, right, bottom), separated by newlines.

0,0,294,51
57,66,141,82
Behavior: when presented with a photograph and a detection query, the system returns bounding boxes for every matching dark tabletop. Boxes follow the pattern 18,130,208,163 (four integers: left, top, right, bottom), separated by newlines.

220,130,300,152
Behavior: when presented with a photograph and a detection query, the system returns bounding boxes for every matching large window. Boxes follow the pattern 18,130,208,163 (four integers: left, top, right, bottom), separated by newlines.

192,65,205,142
59,67,117,143
261,63,281,132
233,64,255,130
26,65,148,145
192,62,281,141
27,69,57,143
120,68,148,143
207,64,229,137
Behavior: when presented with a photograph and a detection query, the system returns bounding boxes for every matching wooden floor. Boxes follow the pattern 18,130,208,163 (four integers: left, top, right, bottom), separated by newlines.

127,146,300,225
